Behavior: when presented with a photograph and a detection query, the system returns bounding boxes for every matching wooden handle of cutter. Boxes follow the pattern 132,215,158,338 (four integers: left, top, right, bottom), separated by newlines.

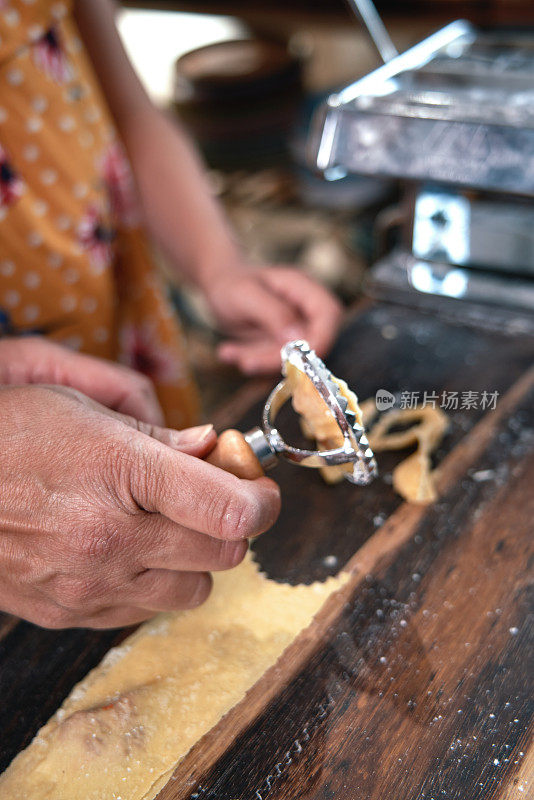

207,430,264,479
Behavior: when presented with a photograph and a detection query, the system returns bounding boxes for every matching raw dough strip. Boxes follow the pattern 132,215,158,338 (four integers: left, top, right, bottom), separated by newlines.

368,405,449,504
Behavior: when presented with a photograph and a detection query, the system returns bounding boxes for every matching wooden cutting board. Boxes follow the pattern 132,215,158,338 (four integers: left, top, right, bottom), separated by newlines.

0,301,533,800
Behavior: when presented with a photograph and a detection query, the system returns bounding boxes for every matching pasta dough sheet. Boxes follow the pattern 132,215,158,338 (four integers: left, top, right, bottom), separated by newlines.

0,552,347,800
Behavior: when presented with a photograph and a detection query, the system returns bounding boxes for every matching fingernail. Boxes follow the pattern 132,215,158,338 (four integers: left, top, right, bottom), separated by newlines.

172,424,214,446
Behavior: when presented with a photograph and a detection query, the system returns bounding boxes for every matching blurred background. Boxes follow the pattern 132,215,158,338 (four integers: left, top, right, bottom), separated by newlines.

117,0,534,413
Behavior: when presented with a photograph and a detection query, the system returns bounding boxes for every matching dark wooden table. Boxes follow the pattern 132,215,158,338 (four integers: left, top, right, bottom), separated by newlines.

1,301,533,799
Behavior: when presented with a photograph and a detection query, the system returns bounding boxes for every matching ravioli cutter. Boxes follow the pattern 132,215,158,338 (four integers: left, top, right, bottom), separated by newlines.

208,340,378,485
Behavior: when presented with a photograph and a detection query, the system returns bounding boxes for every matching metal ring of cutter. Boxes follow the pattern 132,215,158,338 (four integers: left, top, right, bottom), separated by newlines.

243,340,378,485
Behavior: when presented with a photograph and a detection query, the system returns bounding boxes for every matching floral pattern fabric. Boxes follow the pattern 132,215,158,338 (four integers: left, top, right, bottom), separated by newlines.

0,0,199,428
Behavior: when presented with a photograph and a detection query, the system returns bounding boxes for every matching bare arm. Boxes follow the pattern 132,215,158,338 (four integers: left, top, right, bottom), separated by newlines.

74,0,241,291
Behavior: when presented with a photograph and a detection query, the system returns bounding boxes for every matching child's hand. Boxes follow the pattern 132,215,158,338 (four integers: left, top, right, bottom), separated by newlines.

0,336,164,424
205,266,343,375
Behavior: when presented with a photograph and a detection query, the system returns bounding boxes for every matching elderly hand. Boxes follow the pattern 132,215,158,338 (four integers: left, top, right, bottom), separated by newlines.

0,385,280,628
205,266,342,375
0,336,164,424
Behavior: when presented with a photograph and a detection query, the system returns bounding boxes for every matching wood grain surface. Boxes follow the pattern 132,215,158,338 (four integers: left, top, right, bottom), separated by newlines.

0,302,533,799
162,363,534,800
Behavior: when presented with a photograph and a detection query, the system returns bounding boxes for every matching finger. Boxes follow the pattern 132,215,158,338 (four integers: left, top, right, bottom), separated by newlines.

259,268,342,354
138,516,249,572
121,569,212,612
67,355,165,426
63,388,217,456
119,418,216,457
217,339,282,375
258,269,342,355
306,296,343,357
127,440,281,541
229,279,305,344
168,425,217,456
36,338,166,425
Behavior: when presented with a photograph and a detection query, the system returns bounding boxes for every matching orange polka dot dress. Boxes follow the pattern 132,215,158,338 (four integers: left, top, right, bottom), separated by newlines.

0,0,199,428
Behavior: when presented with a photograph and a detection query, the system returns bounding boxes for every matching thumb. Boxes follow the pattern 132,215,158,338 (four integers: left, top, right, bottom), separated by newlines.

131,421,217,457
